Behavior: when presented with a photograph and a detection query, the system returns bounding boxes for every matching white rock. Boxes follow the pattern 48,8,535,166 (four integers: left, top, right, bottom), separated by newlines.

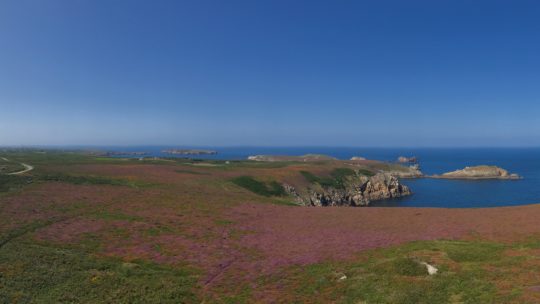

420,262,438,275
350,156,366,161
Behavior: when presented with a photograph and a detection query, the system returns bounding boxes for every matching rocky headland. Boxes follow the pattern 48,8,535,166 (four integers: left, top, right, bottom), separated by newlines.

433,165,521,180
284,171,411,207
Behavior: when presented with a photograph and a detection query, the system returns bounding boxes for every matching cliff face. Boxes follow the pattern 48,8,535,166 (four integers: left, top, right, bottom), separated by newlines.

435,166,521,180
285,172,411,207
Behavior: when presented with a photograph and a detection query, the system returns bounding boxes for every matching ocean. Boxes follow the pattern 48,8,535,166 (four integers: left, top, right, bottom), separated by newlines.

103,146,540,208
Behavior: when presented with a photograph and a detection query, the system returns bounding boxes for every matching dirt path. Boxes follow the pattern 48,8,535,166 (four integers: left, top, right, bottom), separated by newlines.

9,163,34,175
2,157,34,175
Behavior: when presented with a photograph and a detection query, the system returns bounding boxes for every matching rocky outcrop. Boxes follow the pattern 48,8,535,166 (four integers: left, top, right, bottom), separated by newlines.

385,165,423,178
434,165,521,180
397,156,417,163
350,156,366,161
282,183,304,205
284,173,411,207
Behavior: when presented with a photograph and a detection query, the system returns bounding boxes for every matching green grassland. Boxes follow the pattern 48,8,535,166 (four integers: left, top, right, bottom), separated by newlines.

263,240,522,304
0,238,199,304
231,176,287,197
300,167,374,189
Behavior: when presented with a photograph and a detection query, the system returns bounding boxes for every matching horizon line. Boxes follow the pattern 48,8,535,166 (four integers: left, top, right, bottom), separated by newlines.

2,144,540,149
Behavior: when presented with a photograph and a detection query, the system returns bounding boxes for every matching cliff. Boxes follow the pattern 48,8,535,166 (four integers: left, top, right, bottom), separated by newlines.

284,171,411,207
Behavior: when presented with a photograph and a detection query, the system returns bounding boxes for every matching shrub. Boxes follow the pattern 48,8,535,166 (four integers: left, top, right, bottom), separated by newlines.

231,176,286,197
37,173,149,188
356,169,375,176
0,175,32,193
392,257,428,276
301,168,369,189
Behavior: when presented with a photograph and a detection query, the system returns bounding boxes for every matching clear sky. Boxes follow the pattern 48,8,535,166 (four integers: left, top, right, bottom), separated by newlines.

1,0,539,147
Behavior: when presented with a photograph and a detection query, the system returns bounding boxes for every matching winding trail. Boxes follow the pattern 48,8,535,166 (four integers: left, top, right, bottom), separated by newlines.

1,157,34,175
9,163,34,175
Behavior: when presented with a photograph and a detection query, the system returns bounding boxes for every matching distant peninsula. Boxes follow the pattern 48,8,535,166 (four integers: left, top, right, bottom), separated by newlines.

105,151,148,156
248,154,336,162
162,149,217,155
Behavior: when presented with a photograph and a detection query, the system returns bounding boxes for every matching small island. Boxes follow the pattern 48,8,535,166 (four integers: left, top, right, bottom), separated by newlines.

162,149,217,155
433,165,521,180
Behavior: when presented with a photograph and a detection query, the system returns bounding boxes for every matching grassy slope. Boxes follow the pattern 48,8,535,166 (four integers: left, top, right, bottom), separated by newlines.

261,240,533,303
0,238,199,304
1,151,540,303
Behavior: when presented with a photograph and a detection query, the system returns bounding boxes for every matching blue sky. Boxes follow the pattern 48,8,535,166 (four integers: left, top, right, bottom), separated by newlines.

1,0,539,146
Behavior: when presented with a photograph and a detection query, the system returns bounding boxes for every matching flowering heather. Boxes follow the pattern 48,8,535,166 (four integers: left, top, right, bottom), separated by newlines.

4,154,540,303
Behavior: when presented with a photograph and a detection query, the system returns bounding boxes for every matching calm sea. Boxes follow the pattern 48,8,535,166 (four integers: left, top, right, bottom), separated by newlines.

103,146,540,208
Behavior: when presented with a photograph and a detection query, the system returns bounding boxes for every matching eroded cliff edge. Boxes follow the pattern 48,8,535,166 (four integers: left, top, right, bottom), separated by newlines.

241,154,418,206
283,170,412,207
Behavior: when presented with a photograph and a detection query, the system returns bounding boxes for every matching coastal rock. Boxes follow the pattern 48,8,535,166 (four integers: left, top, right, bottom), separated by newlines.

385,166,423,178
350,156,366,161
435,165,521,180
285,173,411,207
281,183,304,205
382,163,423,178
397,156,417,163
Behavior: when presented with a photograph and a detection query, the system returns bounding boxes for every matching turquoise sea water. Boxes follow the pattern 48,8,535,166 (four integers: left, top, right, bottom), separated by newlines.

103,146,540,208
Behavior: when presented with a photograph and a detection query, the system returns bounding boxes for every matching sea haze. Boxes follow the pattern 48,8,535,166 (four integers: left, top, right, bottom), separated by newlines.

101,146,540,208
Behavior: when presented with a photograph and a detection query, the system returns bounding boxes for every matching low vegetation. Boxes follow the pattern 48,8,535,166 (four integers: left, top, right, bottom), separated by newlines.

263,240,529,303
0,239,199,303
37,173,151,188
231,176,287,197
0,162,25,174
0,175,32,193
2,150,540,303
300,167,373,189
